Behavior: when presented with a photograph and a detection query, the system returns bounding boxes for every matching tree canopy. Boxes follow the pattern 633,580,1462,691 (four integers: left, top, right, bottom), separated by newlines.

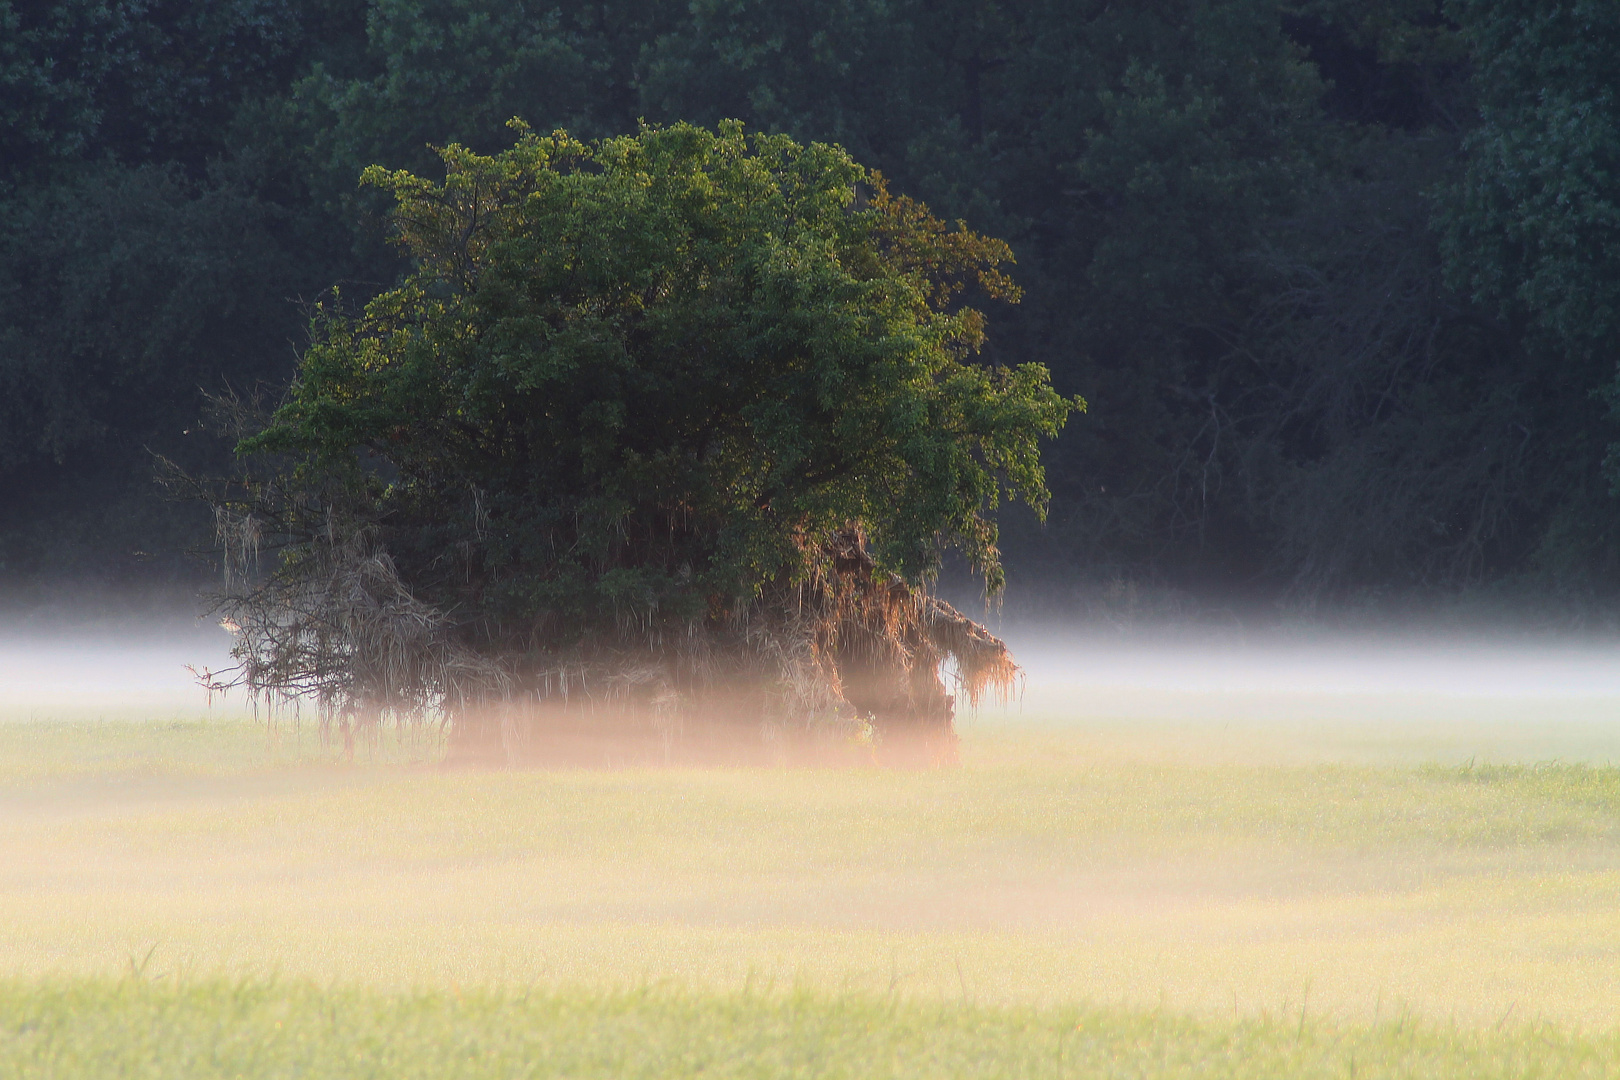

203,124,1069,744
244,122,1076,640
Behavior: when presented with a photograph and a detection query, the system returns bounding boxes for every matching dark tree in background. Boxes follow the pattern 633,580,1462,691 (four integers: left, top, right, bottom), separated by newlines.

4,0,1619,619
0,0,351,580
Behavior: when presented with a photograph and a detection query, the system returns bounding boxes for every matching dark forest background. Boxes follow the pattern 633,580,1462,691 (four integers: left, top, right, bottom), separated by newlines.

3,0,1618,619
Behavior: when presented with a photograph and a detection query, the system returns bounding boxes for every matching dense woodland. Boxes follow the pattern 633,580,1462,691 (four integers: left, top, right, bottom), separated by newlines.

3,0,1618,616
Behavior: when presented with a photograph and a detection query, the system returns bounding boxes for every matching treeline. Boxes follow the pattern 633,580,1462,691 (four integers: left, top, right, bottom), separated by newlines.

2,0,1617,611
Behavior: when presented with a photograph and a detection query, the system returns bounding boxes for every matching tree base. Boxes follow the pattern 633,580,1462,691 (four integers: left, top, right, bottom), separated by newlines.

442,709,959,769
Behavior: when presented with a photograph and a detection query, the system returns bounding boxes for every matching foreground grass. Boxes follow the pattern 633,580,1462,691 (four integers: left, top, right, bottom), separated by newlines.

3,979,1615,1079
5,716,1620,1051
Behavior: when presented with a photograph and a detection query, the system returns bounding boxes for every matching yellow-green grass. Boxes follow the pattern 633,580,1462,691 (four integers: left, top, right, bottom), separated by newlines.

5,716,1620,1015
5,980,1617,1079
4,710,1620,1075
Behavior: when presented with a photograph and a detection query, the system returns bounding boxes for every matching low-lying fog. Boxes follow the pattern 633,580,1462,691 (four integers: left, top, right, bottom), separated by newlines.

4,613,1620,761
0,616,240,722
967,625,1620,764
6,612,1620,1020
1004,629,1620,698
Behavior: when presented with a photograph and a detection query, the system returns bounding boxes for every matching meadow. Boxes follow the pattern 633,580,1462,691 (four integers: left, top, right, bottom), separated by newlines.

4,635,1620,1076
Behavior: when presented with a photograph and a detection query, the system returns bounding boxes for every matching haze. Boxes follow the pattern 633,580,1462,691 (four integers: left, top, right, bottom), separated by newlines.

8,616,1620,739
0,617,239,723
2,615,1619,1027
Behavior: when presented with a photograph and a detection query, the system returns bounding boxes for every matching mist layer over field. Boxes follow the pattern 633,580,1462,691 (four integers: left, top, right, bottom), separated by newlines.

3,620,1620,1034
8,617,1620,752
995,625,1620,764
0,616,240,724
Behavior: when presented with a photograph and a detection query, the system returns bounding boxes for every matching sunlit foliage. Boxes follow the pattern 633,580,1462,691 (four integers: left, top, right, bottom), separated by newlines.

250,122,1074,625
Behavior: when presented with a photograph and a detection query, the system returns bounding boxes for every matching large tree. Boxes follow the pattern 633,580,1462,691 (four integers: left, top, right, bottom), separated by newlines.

212,122,1078,755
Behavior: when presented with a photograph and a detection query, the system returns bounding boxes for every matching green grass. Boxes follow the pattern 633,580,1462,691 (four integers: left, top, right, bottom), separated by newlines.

0,716,439,783
4,715,1620,1074
3,980,1616,1079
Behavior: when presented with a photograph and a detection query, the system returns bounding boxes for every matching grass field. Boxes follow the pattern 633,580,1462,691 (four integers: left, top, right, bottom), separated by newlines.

7,979,1620,1078
4,662,1620,1076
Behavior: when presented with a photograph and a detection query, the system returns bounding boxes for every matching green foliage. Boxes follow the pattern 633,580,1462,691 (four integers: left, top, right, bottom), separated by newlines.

245,122,1077,639
0,163,290,469
0,0,312,184
282,0,667,216
1444,0,1620,351
6,0,1620,610
0,0,360,581
1435,0,1620,583
639,0,1327,584
0,158,314,578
